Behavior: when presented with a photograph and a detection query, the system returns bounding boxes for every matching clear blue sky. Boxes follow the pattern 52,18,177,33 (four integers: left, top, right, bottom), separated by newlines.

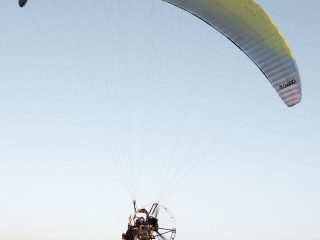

0,1,319,239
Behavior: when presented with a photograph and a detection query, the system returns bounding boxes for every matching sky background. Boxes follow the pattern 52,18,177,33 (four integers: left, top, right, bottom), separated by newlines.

1,0,320,240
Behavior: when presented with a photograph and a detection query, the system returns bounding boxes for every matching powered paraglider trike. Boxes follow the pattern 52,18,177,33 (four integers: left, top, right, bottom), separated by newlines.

122,202,176,240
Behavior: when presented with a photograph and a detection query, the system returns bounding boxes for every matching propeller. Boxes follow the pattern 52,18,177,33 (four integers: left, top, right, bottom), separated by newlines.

155,231,169,240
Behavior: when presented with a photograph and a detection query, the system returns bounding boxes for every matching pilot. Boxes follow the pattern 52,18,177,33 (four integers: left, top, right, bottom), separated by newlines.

135,217,145,226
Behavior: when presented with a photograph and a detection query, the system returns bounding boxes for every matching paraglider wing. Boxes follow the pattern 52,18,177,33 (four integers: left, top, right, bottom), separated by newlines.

162,0,302,107
19,0,28,8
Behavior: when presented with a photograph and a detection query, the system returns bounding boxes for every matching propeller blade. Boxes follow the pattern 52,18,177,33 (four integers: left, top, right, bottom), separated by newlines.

156,231,169,240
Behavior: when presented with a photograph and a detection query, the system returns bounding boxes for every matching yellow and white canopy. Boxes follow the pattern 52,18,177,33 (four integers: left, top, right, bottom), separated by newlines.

163,0,302,107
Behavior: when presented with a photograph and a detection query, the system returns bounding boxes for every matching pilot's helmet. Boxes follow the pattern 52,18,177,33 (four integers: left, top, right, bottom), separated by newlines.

138,217,145,224
135,217,143,225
